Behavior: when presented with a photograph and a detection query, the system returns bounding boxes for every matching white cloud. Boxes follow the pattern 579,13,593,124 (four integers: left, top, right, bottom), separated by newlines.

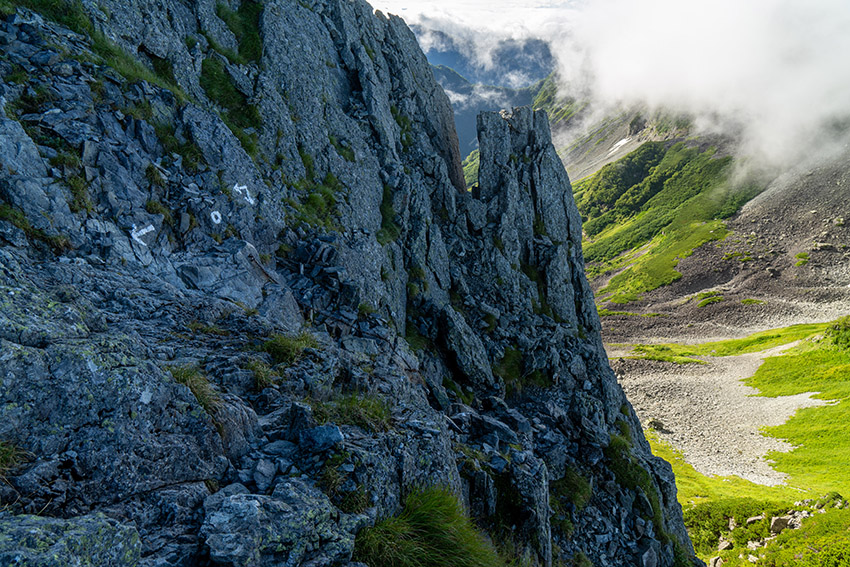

370,0,850,165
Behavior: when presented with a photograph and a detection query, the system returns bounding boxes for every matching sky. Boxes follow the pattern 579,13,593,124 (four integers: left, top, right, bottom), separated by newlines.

369,0,850,167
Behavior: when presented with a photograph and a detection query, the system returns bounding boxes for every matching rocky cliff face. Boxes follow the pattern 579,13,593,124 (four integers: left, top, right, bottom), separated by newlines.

0,1,696,566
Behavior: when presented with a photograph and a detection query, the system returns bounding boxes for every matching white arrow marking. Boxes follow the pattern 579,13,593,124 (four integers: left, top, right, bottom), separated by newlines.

131,224,155,246
233,183,255,205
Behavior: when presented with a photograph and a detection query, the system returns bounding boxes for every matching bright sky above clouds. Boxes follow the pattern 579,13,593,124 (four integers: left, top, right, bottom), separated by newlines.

369,0,580,37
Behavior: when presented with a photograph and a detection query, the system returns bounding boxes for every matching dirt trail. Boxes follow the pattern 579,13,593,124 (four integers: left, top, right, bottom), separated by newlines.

612,343,827,486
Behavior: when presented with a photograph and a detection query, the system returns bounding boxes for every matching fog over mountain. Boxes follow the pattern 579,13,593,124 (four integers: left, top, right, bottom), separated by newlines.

371,0,850,167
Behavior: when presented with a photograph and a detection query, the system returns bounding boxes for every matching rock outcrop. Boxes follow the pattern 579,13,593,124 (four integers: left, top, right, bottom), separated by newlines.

0,1,697,566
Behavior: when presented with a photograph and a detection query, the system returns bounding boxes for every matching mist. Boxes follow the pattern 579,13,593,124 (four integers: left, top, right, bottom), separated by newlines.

371,0,850,167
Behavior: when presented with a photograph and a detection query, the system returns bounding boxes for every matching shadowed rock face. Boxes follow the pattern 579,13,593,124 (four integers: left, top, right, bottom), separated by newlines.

0,2,695,566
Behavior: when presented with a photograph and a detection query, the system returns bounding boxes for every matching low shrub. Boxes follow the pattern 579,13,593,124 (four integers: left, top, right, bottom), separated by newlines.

683,497,786,556
826,316,850,351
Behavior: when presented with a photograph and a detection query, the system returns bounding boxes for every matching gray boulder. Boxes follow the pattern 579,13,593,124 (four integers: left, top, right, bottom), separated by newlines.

0,512,140,566
202,478,361,566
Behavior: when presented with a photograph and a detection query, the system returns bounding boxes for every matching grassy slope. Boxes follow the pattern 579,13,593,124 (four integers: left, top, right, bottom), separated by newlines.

634,320,850,565
578,142,764,305
630,323,828,363
462,149,479,188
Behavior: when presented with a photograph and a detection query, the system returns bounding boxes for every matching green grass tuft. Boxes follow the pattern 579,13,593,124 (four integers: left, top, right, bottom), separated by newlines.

696,292,723,308
550,467,593,536
215,0,263,63
0,202,71,252
288,172,344,231
493,347,522,385
0,441,25,478
376,184,400,245
353,486,505,567
145,199,174,227
329,134,356,162
262,331,319,365
391,105,414,150
825,316,850,350
66,175,93,213
49,151,81,169
405,324,430,351
145,164,165,187
169,365,220,414
200,56,261,155
186,320,229,336
312,393,392,433
244,359,277,390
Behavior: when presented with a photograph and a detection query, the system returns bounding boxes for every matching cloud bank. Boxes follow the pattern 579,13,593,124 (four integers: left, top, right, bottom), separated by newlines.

370,0,850,166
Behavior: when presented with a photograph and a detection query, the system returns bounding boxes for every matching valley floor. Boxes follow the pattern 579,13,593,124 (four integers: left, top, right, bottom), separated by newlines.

611,345,825,486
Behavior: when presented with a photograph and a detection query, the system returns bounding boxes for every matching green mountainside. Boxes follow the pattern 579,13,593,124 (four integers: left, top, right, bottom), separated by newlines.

577,141,764,304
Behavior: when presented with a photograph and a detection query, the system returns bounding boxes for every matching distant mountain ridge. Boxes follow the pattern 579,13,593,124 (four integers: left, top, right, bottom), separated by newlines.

410,25,554,87
431,64,540,154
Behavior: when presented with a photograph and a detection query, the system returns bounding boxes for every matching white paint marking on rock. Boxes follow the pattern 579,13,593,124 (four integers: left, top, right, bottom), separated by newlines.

232,183,255,205
210,211,222,224
130,224,155,246
140,388,152,405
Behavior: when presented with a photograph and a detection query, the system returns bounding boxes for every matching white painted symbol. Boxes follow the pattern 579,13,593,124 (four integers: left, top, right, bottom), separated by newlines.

210,211,222,224
232,183,255,205
140,388,152,405
131,224,155,246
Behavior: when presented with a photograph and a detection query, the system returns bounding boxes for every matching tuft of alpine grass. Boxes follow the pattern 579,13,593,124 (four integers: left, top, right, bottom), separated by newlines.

353,486,505,567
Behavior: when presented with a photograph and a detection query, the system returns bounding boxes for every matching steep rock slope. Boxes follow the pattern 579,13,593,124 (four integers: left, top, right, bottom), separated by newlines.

0,2,695,566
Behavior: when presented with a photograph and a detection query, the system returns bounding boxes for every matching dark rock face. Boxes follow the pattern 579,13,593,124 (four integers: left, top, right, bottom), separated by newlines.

0,2,696,567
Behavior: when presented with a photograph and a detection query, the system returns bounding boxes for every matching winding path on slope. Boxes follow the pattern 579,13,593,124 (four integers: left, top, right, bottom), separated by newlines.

611,343,827,486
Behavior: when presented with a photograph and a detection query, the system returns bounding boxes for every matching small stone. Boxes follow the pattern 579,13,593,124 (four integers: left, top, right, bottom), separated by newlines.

299,425,344,453
253,458,276,492
640,545,658,567
770,515,791,534
264,440,296,457
488,455,509,474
